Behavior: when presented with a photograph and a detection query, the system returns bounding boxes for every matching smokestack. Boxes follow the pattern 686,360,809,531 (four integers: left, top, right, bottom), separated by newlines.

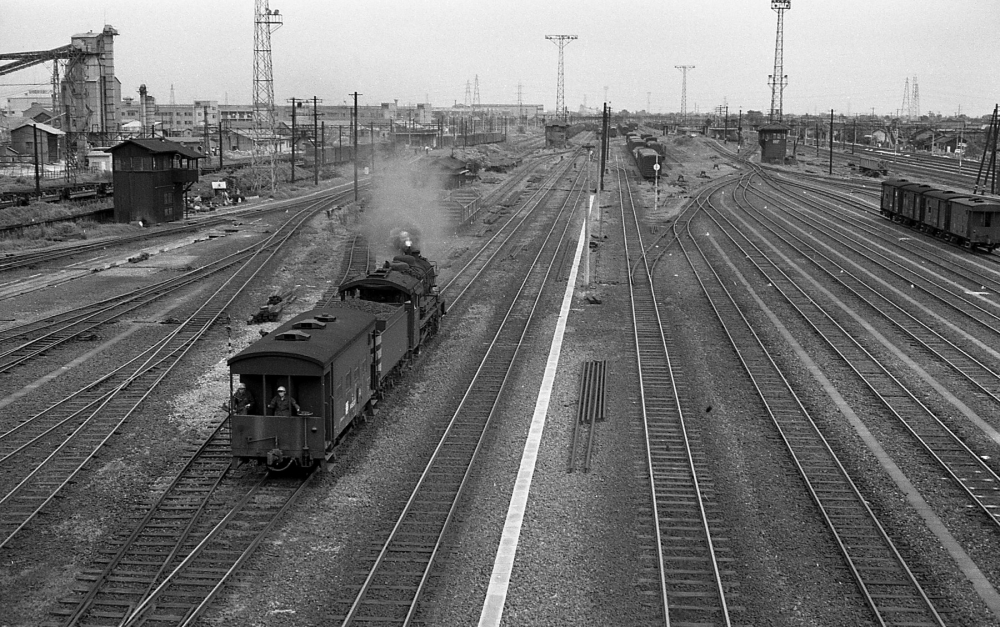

139,84,147,137
391,227,421,254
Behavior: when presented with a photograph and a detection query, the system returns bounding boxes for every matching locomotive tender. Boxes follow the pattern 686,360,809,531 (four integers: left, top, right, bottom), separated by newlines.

227,245,445,469
880,178,1000,251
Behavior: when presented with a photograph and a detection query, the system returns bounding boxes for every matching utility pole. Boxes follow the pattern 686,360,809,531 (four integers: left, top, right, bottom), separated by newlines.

675,65,694,126
288,97,299,183
32,123,40,195
307,97,321,185
351,91,361,202
738,109,743,149
829,109,834,175
546,35,577,121
767,1,790,122
599,103,609,192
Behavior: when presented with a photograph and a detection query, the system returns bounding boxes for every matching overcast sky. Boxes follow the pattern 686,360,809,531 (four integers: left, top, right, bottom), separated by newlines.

2,0,998,118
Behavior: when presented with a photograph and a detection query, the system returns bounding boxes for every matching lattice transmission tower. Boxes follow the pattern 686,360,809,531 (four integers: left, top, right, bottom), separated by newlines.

911,75,920,119
546,35,577,121
900,77,911,120
768,0,790,122
252,0,282,192
473,74,481,109
675,65,694,125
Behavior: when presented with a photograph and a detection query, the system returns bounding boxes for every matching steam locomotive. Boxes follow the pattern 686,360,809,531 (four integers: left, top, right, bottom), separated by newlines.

227,235,446,469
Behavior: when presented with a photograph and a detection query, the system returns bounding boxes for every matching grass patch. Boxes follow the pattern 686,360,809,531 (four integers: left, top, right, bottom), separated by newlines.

0,218,139,252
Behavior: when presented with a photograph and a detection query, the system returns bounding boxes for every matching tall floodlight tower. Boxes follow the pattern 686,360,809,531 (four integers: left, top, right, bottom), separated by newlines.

546,35,577,121
767,0,790,122
252,0,282,192
675,65,694,125
517,82,524,125
900,77,911,120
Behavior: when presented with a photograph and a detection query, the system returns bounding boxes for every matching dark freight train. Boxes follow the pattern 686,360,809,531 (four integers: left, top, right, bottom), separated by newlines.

881,178,1000,251
227,243,446,469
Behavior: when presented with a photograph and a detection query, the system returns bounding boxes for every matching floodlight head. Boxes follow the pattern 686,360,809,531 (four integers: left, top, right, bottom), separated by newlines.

772,1,790,9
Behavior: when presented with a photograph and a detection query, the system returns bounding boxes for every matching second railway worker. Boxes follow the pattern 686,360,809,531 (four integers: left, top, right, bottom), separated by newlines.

231,382,254,415
268,386,300,417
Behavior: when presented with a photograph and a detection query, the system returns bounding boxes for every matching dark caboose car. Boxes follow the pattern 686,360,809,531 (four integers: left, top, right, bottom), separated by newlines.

228,308,376,470
227,247,446,470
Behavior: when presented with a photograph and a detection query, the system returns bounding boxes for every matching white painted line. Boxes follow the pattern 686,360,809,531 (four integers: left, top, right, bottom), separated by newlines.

478,218,587,626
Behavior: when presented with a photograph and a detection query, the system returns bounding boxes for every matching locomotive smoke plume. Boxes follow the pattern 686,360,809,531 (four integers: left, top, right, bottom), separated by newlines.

360,153,451,264
391,227,421,253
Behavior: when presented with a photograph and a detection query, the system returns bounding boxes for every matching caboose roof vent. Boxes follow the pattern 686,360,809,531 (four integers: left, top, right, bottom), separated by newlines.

274,330,311,341
293,318,327,329
313,313,338,322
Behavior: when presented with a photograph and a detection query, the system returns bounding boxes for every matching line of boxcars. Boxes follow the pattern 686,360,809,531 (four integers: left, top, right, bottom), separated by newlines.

625,132,667,180
227,242,446,470
881,178,1000,251
0,181,113,209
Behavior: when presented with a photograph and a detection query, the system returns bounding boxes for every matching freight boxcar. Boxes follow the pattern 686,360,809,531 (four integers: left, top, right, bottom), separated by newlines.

858,155,889,176
633,147,662,180
880,178,1000,251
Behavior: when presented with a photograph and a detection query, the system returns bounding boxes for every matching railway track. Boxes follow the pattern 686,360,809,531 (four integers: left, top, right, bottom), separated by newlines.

680,175,947,625
332,153,590,625
742,167,1000,367
440,149,584,305
316,232,372,307
39,150,586,627
713,171,1000,534
615,155,735,626
0,180,363,273
0,194,339,553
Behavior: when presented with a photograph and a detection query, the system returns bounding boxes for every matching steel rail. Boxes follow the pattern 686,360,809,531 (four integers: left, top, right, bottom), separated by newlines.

0,192,355,377
682,174,945,626
733,171,1000,405
0,197,338,462
710,173,1000,534
338,158,590,626
0,196,336,550
616,153,732,626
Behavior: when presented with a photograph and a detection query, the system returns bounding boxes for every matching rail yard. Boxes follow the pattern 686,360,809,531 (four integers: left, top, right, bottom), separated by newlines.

3,1,1000,625
0,123,998,626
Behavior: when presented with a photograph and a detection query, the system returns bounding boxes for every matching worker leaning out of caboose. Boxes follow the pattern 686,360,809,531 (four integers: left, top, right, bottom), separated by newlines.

230,382,254,414
268,386,300,416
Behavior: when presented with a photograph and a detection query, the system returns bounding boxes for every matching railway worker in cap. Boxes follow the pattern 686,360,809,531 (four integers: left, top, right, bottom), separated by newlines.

231,382,255,415
268,386,300,417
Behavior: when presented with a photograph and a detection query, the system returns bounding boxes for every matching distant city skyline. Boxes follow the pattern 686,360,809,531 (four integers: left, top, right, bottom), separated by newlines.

1,0,998,118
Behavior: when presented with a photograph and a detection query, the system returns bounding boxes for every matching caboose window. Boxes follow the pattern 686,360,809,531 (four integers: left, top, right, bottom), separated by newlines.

985,213,993,228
